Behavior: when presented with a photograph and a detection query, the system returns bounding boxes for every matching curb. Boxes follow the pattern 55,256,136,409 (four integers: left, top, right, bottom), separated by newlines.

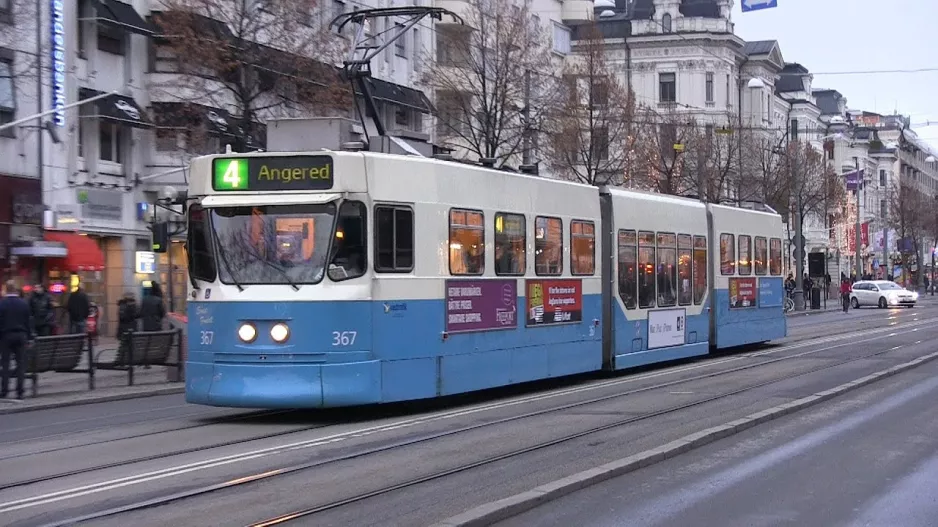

431,349,938,527
0,385,185,415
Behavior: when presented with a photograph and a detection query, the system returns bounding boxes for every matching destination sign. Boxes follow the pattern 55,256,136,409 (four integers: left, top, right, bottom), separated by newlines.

212,155,334,191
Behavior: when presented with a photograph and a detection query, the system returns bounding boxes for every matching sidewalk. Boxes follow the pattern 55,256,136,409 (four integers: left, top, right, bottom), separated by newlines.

0,335,184,415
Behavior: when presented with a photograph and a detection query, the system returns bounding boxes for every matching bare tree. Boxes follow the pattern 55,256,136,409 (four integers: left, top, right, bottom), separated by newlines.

542,24,639,186
888,178,931,286
687,119,744,203
631,106,699,196
422,0,557,167
152,0,350,152
737,130,789,211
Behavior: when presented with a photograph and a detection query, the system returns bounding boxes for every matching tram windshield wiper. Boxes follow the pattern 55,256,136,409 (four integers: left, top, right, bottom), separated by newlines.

256,260,300,291
210,219,245,292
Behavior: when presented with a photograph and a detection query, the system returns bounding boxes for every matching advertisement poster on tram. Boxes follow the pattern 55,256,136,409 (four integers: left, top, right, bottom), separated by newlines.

445,279,517,333
728,277,758,309
525,279,583,326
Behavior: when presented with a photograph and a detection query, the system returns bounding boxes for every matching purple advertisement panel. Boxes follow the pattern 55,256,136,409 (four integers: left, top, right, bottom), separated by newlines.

445,279,518,333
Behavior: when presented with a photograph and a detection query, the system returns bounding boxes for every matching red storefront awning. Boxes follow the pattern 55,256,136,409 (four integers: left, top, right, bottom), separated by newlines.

44,231,106,272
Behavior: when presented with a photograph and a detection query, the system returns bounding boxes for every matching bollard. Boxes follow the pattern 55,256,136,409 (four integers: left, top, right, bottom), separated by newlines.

166,312,188,382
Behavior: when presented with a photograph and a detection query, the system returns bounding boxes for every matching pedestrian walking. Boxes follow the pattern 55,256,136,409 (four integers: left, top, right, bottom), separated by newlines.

0,280,35,401
67,286,91,335
840,277,852,313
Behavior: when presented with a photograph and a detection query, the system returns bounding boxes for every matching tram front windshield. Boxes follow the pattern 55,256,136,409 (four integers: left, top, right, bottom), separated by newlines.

211,203,336,285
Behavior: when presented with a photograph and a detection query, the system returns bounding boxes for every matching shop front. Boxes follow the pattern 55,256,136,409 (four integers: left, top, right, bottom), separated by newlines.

0,174,45,288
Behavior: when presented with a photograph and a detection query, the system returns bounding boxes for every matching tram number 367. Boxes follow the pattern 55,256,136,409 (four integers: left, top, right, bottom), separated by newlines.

332,331,357,347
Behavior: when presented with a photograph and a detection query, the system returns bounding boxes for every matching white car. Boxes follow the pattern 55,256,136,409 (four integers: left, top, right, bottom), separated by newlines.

850,280,918,309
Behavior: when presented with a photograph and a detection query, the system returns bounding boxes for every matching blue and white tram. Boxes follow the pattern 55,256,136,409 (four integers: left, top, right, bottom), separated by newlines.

182,149,787,409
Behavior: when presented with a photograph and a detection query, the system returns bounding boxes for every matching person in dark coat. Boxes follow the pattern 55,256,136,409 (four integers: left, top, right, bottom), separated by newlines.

140,282,166,332
29,284,54,336
116,292,138,339
67,286,91,334
0,280,34,400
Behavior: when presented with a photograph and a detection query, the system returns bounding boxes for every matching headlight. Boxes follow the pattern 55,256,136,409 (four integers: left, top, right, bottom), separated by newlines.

912,292,919,300
270,323,290,343
238,323,257,343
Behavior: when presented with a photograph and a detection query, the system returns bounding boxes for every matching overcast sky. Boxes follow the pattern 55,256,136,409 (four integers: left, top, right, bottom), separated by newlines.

731,0,938,150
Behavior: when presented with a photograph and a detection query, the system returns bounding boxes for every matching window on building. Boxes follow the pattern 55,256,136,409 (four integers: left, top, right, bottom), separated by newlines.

769,238,782,276
657,233,677,307
450,209,484,275
592,126,609,160
720,233,735,275
618,230,637,309
590,79,608,106
155,129,178,152
0,0,11,23
738,235,752,275
879,169,887,187
395,23,406,57
412,28,420,66
661,13,672,33
394,105,409,128
328,201,367,281
375,205,414,272
436,26,469,67
638,231,656,308
495,212,526,275
754,236,767,275
571,220,595,275
152,43,179,73
97,25,124,55
659,72,676,103
535,216,563,275
725,74,730,107
99,123,123,163
693,235,708,304
705,72,714,103
0,51,14,137
552,23,571,54
678,234,692,306
880,199,888,219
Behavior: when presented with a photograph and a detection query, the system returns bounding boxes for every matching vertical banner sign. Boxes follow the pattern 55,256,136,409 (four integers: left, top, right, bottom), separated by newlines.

729,277,758,309
525,279,583,326
445,279,517,333
51,0,67,127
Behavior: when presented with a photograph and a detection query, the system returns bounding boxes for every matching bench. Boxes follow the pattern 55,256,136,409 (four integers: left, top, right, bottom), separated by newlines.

28,334,93,397
93,329,183,386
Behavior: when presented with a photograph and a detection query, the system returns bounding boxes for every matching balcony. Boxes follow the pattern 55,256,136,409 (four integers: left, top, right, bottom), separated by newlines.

561,0,593,23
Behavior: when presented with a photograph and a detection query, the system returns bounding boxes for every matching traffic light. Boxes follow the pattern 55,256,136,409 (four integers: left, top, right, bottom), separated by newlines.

152,221,168,253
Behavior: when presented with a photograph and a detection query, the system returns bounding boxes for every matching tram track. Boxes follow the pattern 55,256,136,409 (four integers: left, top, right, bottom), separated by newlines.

2,312,929,495
19,316,938,527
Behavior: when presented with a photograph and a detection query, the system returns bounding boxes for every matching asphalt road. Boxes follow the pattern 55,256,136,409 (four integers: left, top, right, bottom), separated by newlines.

498,351,938,527
0,301,935,527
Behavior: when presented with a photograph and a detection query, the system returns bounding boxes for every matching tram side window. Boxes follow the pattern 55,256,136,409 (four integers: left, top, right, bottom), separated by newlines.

677,234,692,306
535,216,563,276
693,235,708,305
720,234,735,275
329,201,367,281
754,236,768,276
657,233,677,307
186,204,217,282
571,220,595,276
495,212,526,275
738,235,752,275
450,209,484,275
769,238,782,275
638,231,656,309
375,205,414,273
618,230,637,309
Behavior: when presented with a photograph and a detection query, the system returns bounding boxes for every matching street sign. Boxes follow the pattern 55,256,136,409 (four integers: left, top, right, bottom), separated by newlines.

741,0,777,13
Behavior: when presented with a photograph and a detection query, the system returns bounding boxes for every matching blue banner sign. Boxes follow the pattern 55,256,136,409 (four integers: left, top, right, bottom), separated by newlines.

758,277,784,308
51,0,66,127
